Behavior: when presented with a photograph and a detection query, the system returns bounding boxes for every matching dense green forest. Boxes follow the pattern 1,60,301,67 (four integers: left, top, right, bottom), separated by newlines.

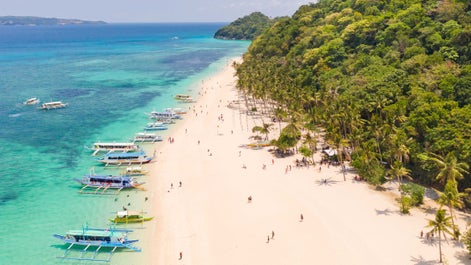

235,0,471,204
214,12,276,40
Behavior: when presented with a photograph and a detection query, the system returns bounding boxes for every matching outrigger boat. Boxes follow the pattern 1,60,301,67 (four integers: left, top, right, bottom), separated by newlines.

165,107,187,115
96,150,153,166
74,173,144,194
122,165,148,176
152,117,176,124
132,132,162,143
85,142,140,156
40,100,68,110
175,94,194,103
54,226,140,262
148,109,181,120
144,122,168,131
24,97,40,105
110,210,154,224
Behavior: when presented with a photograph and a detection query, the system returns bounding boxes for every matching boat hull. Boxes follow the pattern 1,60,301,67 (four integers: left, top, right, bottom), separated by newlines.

110,216,154,223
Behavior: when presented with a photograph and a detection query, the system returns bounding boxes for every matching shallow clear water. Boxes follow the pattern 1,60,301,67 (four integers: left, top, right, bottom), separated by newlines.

0,23,248,264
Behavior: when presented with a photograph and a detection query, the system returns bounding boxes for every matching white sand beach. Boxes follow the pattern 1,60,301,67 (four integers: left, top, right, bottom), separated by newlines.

134,58,471,265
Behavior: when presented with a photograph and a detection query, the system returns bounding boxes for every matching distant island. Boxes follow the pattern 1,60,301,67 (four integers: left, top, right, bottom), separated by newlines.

0,16,106,26
214,12,279,40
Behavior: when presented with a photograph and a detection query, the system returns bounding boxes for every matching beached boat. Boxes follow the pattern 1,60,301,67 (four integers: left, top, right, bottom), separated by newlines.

109,210,154,224
122,165,148,176
23,97,40,105
175,94,194,103
144,122,168,131
152,117,176,124
85,142,140,156
149,110,181,120
96,150,153,166
40,101,68,110
165,107,187,115
132,132,162,143
74,174,144,193
54,226,140,262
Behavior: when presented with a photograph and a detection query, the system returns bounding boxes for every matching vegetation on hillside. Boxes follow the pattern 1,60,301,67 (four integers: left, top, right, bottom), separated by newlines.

214,12,277,40
0,16,106,26
235,0,471,201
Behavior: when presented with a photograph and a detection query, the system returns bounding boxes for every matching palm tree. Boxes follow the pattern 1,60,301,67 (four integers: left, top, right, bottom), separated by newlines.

272,107,286,133
387,161,411,188
422,152,469,185
252,123,273,141
437,179,466,238
303,132,317,163
426,208,454,263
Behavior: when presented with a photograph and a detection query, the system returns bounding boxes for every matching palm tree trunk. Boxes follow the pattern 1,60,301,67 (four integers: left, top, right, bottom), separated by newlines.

438,230,443,263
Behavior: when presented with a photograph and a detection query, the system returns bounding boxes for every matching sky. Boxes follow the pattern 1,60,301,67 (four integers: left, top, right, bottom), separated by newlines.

0,0,315,23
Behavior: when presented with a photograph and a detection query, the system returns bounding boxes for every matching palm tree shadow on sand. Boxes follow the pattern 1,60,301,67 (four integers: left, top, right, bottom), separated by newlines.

315,178,339,186
410,255,438,265
374,208,395,215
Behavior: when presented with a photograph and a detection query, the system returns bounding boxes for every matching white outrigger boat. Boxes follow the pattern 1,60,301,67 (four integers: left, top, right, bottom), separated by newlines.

96,150,153,166
24,97,40,105
122,165,148,176
148,109,181,120
144,122,168,131
165,107,187,115
132,132,162,143
40,101,68,110
85,142,140,156
54,226,140,262
175,94,194,103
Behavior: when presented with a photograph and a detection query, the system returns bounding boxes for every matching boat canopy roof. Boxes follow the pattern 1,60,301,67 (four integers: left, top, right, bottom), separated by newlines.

104,151,146,158
67,229,126,237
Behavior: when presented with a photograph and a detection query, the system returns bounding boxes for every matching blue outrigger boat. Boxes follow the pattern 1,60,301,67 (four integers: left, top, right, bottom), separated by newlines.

54,226,141,262
74,173,145,194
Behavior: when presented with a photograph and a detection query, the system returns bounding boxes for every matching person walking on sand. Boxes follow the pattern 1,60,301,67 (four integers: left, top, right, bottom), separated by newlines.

271,231,275,239
267,235,270,243
179,181,182,187
300,214,304,222
179,251,182,260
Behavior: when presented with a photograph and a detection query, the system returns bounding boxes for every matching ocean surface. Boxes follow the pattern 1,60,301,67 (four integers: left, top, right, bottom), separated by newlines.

0,23,249,264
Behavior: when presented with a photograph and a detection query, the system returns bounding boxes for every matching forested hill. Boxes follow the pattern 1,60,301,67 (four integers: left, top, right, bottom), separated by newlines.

0,16,106,26
235,0,471,196
214,12,276,40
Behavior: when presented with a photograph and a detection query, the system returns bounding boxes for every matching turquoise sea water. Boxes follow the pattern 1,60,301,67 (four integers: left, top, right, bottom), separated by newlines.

0,23,249,264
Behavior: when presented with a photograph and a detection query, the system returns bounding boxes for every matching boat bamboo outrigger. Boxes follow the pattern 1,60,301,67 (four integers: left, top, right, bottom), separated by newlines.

54,225,140,262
